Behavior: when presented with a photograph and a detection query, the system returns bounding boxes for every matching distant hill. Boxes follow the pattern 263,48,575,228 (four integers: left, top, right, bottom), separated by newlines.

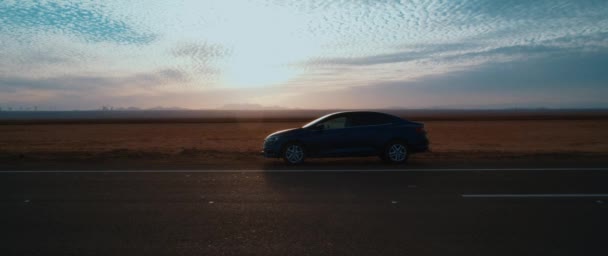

218,104,288,110
1,109,608,124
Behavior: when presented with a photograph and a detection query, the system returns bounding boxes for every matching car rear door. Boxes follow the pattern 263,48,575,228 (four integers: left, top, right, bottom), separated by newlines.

346,113,393,154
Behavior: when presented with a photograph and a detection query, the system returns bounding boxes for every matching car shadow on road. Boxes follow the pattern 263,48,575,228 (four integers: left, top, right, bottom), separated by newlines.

258,158,440,194
259,157,430,171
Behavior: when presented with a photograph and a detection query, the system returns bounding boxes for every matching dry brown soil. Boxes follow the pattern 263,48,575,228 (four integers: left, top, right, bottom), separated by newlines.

1,120,607,169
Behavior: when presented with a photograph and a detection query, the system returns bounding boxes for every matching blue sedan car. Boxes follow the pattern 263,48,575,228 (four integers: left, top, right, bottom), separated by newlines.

262,111,429,164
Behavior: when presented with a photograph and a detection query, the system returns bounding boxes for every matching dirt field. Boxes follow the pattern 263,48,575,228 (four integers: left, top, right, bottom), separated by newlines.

1,120,608,169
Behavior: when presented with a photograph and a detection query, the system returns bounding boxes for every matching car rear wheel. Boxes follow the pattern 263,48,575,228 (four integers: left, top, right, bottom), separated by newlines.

282,143,305,164
383,141,409,164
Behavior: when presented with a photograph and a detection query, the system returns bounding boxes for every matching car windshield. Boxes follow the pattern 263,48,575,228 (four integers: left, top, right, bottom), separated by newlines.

302,113,337,128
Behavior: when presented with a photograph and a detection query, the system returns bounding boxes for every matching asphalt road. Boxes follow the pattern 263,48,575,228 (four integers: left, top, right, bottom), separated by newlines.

2,168,608,255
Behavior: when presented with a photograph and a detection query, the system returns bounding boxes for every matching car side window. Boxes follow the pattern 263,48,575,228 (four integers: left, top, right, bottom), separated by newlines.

370,114,393,125
349,113,393,127
321,116,348,130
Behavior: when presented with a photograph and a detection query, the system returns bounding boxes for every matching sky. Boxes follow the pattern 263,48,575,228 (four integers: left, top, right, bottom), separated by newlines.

0,0,607,110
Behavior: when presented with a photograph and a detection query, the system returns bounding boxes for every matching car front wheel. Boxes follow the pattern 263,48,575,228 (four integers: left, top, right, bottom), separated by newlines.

383,141,409,164
282,143,305,164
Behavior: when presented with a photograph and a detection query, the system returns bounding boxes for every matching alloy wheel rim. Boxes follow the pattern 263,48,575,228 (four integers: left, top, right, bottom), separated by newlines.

388,144,406,161
285,145,304,163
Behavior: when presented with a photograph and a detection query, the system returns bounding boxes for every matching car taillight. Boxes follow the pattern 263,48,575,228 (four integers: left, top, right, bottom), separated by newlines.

415,127,426,134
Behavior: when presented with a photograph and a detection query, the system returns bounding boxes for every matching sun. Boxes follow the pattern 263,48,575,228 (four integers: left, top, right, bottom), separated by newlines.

222,59,299,88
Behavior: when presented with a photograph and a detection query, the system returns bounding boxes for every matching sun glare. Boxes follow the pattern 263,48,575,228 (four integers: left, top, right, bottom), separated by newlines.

223,58,299,88
197,0,316,87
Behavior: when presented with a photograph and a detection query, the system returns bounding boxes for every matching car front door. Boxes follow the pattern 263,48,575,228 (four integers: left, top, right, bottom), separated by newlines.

304,115,351,156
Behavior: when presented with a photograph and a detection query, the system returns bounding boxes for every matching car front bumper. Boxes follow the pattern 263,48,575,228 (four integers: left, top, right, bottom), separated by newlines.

261,149,280,158
261,140,282,158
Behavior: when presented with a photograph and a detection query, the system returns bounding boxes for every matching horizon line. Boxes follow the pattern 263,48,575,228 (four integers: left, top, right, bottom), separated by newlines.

2,107,608,112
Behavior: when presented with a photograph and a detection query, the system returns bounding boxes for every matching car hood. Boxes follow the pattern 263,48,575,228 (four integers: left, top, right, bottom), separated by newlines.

266,128,303,138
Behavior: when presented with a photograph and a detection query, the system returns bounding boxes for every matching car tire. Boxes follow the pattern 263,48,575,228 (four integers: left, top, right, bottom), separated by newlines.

382,141,409,164
282,143,306,164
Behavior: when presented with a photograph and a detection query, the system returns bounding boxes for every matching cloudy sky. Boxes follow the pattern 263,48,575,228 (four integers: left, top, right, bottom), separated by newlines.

1,0,607,110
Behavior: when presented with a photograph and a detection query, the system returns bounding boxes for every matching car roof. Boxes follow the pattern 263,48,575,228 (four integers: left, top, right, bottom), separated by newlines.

329,111,395,116
303,111,410,128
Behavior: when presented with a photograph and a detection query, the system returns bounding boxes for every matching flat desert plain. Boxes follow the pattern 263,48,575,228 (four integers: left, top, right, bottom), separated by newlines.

1,117,608,170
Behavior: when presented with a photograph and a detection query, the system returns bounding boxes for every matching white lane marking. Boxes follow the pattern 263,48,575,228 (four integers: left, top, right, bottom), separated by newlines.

1,168,608,173
462,194,608,198
0,168,608,173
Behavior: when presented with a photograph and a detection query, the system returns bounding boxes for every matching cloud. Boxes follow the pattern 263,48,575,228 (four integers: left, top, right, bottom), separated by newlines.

0,69,188,93
304,31,608,68
1,0,607,109
299,0,608,68
172,42,231,60
305,43,484,66
0,1,156,44
171,42,232,75
306,49,430,66
0,74,279,110
278,50,608,109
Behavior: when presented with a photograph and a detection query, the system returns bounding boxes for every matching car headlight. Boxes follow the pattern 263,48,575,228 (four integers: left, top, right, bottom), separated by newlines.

265,136,279,144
